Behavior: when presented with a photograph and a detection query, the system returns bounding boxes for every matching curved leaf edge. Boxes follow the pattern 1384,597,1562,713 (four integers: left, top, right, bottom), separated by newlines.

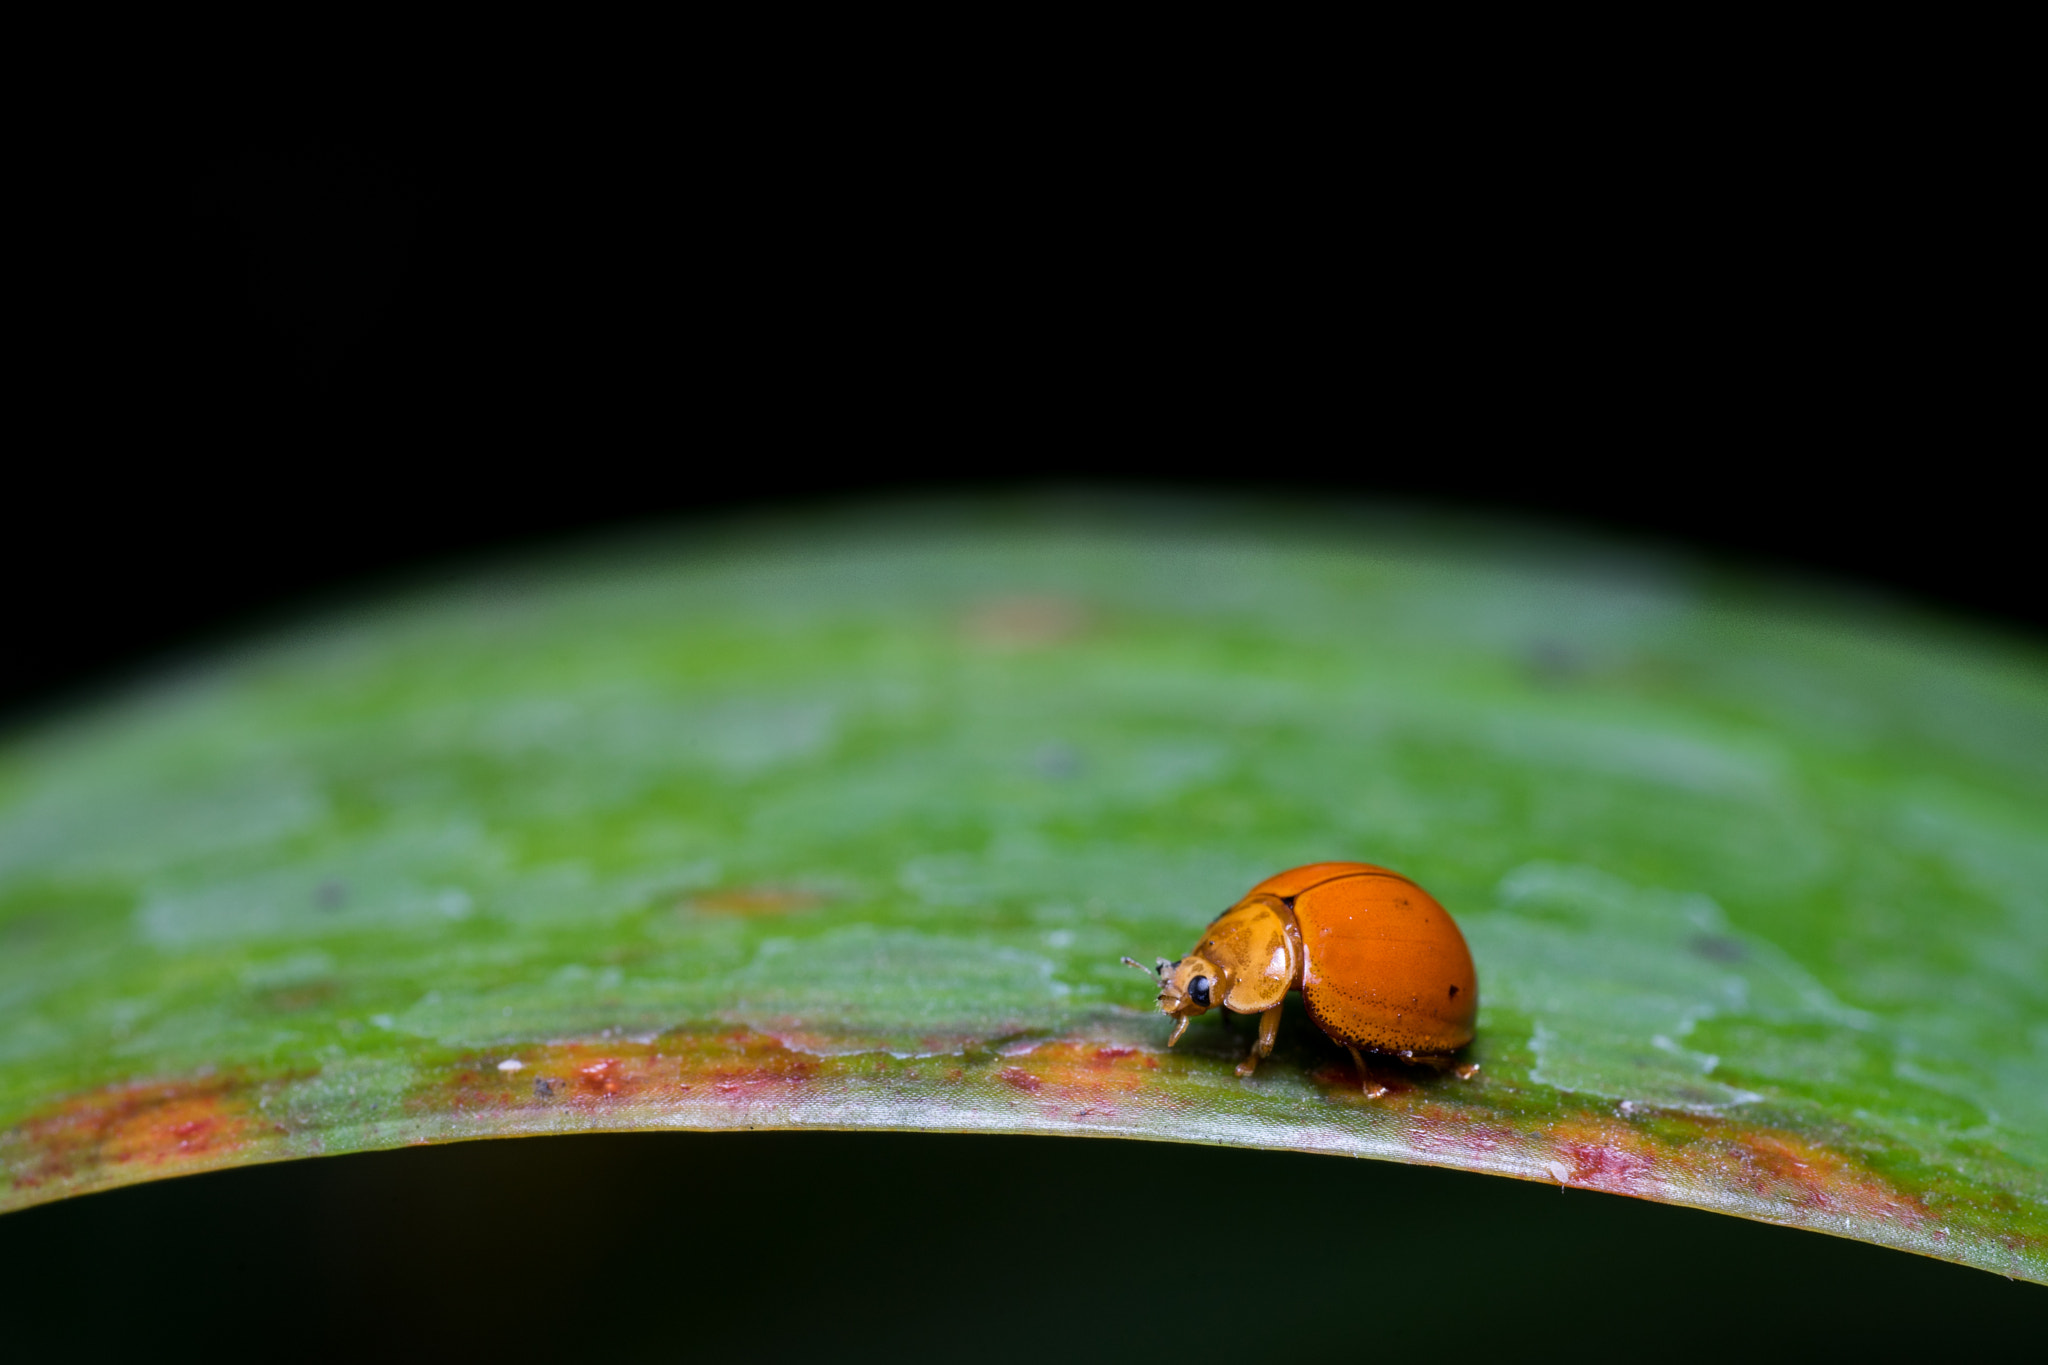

5,1022,2041,1284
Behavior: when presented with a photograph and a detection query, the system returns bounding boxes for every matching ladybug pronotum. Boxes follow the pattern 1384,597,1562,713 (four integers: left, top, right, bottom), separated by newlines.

1123,861,1479,1095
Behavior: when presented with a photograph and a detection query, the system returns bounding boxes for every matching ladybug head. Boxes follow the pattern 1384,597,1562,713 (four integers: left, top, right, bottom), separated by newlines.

1120,954,1222,1046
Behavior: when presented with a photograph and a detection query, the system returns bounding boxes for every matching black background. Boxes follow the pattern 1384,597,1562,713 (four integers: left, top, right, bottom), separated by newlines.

3,112,2040,1352
6,1131,2042,1358
13,109,2037,726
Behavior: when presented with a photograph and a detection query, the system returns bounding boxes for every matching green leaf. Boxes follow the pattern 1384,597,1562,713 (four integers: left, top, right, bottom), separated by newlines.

3,500,2044,1282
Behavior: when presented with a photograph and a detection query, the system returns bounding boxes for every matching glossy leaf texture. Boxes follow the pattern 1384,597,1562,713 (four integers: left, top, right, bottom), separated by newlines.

3,500,2044,1281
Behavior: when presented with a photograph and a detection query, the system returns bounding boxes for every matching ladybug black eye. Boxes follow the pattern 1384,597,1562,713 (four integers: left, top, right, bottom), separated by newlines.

1189,976,1212,1007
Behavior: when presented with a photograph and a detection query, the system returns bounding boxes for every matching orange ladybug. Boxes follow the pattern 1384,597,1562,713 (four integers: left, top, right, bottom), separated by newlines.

1123,862,1478,1094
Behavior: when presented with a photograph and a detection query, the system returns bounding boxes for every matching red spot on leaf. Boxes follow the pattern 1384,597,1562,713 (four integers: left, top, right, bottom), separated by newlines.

687,888,824,917
962,595,1088,649
1563,1141,1651,1191
3,1074,269,1195
578,1060,626,1098
411,1028,828,1123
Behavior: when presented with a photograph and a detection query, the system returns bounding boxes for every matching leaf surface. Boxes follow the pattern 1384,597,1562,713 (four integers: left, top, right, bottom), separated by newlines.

3,501,2044,1280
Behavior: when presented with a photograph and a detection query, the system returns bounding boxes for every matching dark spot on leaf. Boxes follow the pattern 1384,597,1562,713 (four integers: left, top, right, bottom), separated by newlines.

1527,640,1585,684
314,881,346,910
1032,743,1082,778
261,981,338,1013
2,914,52,946
1690,934,1747,963
533,1077,559,1100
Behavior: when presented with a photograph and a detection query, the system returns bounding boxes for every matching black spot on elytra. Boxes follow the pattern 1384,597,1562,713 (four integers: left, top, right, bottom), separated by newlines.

1448,985,1459,998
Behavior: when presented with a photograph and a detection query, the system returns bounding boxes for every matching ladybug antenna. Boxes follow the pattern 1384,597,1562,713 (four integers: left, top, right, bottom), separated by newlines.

1120,956,1154,976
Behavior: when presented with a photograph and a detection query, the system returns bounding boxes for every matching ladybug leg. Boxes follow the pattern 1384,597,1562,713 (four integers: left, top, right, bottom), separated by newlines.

1235,1003,1283,1078
1399,1053,1482,1081
1347,1046,1390,1099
